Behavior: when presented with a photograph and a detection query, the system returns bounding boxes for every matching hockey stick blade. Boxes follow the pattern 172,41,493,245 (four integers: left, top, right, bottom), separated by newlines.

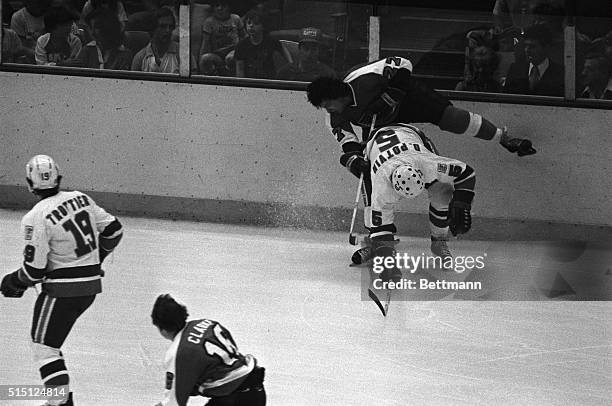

349,234,358,245
368,288,391,317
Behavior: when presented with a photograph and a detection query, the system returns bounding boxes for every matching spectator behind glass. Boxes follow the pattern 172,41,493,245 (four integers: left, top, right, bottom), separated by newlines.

131,7,196,73
531,2,592,67
503,23,564,96
126,0,179,42
2,2,27,63
276,27,336,82
579,54,612,99
64,7,132,69
80,0,128,30
10,0,50,55
456,45,502,92
604,31,612,67
35,6,82,65
198,0,246,75
234,10,289,79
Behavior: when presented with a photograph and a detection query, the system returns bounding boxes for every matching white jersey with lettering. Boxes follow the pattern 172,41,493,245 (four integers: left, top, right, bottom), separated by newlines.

365,124,470,228
19,190,116,297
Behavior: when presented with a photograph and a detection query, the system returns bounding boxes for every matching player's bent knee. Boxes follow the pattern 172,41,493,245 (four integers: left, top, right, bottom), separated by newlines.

438,106,471,134
439,106,498,140
428,182,453,206
31,342,62,363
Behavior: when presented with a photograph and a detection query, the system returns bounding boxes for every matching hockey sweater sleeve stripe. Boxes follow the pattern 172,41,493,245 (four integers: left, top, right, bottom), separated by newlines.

99,219,123,252
19,264,45,285
452,165,475,194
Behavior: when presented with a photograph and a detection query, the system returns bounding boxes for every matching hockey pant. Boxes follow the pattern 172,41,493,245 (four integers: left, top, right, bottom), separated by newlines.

397,78,500,141
31,292,95,401
205,366,266,406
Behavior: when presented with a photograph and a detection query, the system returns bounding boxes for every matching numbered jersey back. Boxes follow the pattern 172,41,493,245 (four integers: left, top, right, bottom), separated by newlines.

169,319,254,399
22,190,116,271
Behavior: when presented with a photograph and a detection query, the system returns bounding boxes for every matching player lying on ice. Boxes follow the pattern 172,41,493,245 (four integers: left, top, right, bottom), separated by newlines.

355,124,476,281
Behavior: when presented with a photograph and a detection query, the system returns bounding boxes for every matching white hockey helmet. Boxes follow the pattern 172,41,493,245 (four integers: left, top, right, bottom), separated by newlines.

392,163,424,199
26,155,60,191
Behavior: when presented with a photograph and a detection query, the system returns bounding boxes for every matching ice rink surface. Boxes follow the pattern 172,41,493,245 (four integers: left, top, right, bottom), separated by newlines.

0,209,610,406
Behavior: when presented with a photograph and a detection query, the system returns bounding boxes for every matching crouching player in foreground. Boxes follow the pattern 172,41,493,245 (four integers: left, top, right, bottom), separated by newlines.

151,294,266,406
364,124,476,281
0,155,123,405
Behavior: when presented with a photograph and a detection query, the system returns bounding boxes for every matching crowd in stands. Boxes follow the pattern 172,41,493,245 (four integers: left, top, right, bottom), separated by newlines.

1,0,337,80
457,0,612,99
1,0,610,98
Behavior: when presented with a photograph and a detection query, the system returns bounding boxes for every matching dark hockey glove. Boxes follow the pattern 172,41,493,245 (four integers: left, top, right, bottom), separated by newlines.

358,87,406,126
448,190,474,236
500,137,536,156
340,152,369,178
1,271,28,298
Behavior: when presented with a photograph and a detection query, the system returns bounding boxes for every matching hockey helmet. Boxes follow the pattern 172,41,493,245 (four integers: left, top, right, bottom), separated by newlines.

26,155,60,191
392,163,424,199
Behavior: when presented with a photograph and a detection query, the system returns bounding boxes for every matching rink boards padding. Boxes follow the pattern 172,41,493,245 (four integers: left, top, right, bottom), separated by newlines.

1,185,611,243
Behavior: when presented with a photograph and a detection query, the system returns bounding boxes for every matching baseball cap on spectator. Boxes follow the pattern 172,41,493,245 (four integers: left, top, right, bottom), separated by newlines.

299,27,323,44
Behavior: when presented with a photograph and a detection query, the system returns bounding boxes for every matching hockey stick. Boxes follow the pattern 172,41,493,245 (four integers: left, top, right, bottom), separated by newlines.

348,114,377,246
348,173,363,246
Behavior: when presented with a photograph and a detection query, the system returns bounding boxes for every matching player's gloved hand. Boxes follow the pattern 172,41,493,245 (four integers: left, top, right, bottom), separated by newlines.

500,137,536,156
1,271,28,298
499,128,536,156
340,152,369,178
358,87,406,127
448,190,474,236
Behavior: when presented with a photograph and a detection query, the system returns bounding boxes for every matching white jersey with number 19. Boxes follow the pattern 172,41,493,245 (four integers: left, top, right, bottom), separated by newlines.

20,190,118,297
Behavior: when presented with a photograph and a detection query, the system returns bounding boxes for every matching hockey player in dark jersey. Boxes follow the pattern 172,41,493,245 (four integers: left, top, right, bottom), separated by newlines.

0,155,123,406
307,56,532,263
307,56,536,160
151,294,266,406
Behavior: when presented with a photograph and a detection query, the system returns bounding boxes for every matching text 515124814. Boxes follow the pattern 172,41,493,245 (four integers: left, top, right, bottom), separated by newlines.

0,385,67,400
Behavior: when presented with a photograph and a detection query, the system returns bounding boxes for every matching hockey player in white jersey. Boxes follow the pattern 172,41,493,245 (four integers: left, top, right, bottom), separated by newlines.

0,155,123,405
363,124,476,280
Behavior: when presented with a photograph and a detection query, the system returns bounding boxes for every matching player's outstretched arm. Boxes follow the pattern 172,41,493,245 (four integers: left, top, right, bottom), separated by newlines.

439,107,537,156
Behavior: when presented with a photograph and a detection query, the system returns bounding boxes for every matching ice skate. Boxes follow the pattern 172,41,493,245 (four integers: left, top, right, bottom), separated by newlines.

431,236,452,260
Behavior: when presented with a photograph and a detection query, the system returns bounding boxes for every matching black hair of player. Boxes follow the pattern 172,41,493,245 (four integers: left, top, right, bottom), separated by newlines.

151,294,189,333
27,175,62,199
306,76,351,107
